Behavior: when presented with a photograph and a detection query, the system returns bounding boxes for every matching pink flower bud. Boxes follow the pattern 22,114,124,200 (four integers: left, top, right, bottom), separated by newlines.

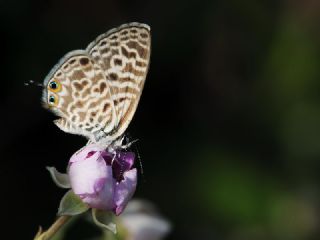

68,144,137,215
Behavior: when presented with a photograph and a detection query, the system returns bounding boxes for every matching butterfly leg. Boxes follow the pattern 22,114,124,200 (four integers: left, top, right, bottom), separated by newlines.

120,138,139,150
92,124,109,141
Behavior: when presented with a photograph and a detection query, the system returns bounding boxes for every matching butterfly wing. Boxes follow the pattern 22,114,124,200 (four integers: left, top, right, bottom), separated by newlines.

42,51,118,142
43,23,151,144
87,22,151,141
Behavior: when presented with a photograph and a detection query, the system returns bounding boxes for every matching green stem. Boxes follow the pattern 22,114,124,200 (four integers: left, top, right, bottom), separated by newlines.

34,216,71,240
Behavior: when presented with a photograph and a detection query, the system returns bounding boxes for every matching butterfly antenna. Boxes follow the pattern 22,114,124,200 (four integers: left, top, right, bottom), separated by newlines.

134,141,145,182
24,80,43,87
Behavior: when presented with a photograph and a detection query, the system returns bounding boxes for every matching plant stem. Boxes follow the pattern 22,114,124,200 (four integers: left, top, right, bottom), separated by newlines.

34,216,71,240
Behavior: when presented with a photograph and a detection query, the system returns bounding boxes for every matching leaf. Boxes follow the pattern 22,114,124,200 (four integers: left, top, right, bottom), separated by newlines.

46,166,71,189
92,208,117,234
58,190,89,216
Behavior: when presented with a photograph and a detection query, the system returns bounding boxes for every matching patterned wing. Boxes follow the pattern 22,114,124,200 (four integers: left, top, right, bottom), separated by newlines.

87,22,151,140
42,51,118,142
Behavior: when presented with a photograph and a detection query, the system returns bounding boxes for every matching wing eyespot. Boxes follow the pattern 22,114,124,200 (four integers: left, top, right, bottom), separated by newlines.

48,79,62,93
48,94,59,107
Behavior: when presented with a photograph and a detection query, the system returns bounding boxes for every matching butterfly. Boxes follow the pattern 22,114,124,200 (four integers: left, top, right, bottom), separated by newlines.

42,22,151,148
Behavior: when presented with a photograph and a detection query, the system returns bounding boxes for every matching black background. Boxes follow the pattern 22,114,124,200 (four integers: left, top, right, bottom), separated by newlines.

2,0,320,239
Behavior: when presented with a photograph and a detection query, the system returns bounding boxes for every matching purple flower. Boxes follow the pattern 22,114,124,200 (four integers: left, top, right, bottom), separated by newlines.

68,144,137,215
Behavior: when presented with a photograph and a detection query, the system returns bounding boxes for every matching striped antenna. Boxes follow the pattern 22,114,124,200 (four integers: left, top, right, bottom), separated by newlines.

24,80,43,87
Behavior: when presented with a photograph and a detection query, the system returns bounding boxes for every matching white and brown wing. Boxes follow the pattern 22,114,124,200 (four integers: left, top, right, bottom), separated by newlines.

43,23,151,144
87,22,151,140
42,51,118,142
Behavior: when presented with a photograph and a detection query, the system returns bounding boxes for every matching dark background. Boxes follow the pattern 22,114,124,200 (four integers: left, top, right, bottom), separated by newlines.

1,0,320,239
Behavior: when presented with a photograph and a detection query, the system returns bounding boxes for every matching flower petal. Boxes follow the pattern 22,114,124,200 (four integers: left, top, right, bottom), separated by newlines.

70,144,105,163
74,166,115,210
69,153,109,195
101,151,115,165
118,151,135,171
93,174,114,209
113,168,137,215
112,151,135,182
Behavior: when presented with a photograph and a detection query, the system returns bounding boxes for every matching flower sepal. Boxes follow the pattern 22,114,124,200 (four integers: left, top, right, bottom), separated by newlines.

92,208,117,234
58,190,89,216
47,166,71,189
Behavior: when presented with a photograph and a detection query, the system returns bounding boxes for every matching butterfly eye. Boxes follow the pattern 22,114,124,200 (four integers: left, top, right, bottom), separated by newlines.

48,80,61,92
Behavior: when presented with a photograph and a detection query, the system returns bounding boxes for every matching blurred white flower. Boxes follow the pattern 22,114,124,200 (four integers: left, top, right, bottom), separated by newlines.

119,199,171,240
